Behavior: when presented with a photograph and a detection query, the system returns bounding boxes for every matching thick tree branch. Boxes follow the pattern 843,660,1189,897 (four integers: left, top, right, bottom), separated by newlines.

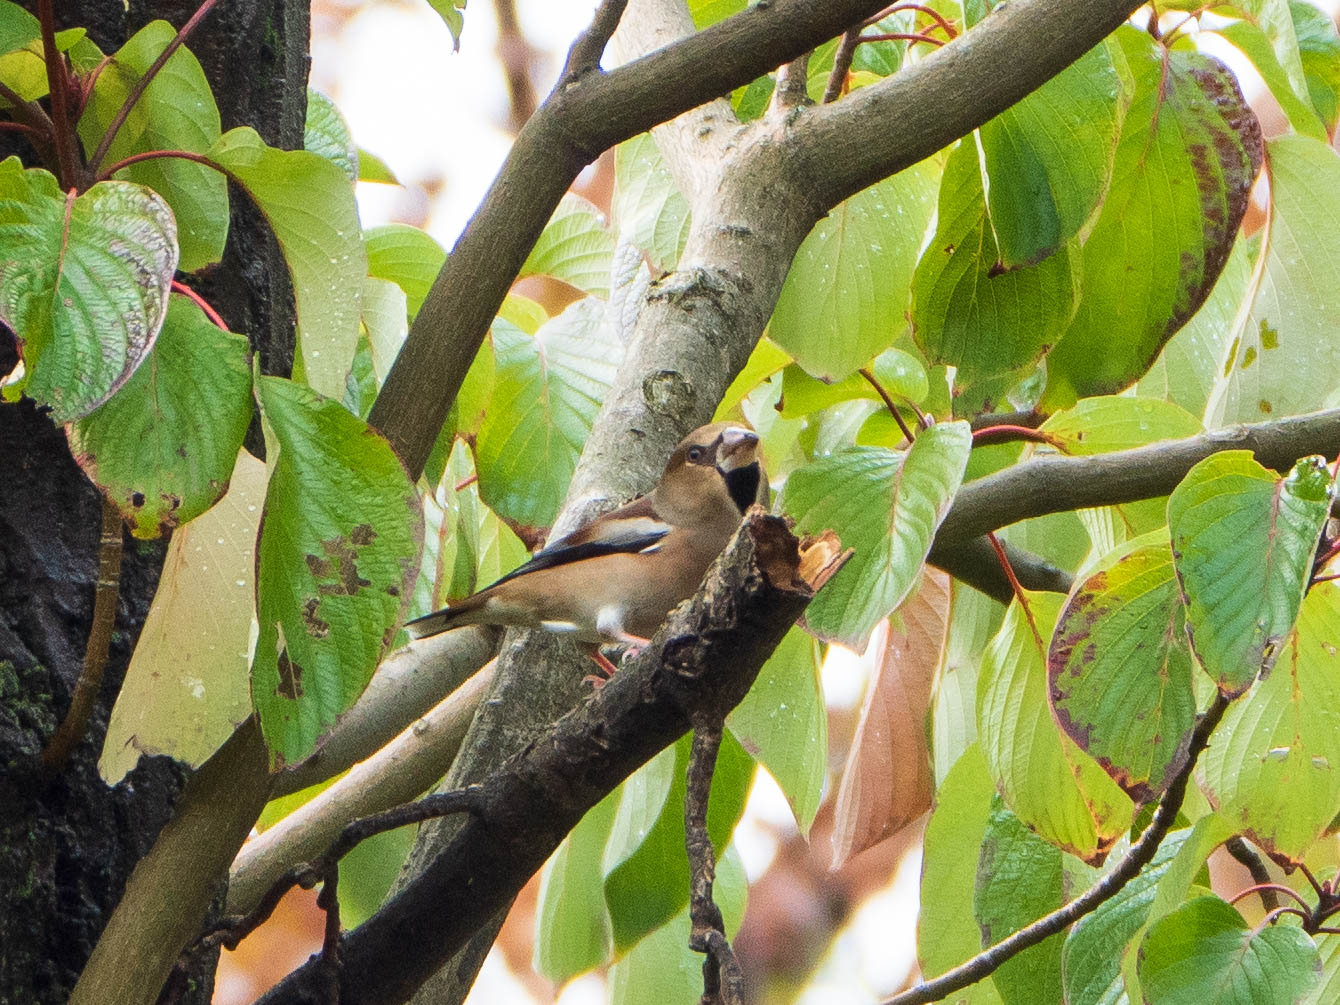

227,663,495,915
930,535,1073,603
932,408,1340,555
886,691,1233,1005
256,512,837,1005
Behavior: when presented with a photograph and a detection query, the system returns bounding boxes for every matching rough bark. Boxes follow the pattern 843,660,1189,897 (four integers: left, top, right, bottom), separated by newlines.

0,2,308,1002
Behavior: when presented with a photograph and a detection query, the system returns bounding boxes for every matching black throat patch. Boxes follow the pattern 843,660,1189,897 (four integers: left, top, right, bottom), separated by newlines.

723,463,761,514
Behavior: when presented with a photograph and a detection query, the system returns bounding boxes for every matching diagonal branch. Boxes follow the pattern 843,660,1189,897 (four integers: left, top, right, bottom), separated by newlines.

255,512,838,1005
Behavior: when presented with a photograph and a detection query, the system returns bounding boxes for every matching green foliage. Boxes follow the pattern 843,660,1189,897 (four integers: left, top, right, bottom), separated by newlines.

68,294,253,538
8,5,1340,1000
0,161,176,421
251,375,422,766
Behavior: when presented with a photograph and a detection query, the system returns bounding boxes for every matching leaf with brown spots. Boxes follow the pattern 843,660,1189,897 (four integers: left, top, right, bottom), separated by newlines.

68,293,252,538
1048,544,1196,805
251,376,423,766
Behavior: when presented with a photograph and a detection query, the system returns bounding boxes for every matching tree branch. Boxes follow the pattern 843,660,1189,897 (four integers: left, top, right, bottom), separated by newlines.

367,0,894,474
886,691,1233,1005
685,718,745,1005
256,512,838,1005
227,663,496,915
932,408,1340,554
929,534,1072,603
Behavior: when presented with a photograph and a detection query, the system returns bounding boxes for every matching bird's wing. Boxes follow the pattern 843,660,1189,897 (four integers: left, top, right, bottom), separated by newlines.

487,495,672,589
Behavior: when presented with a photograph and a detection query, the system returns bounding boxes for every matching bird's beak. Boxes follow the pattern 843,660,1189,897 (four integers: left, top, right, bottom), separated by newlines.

716,427,759,471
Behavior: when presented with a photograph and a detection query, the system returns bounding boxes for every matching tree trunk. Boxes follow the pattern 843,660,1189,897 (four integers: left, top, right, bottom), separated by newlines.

0,2,308,1000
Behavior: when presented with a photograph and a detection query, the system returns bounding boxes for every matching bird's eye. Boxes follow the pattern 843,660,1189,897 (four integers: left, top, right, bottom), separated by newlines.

687,446,705,462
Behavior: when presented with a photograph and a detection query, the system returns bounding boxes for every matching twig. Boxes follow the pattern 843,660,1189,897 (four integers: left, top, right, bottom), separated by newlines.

930,535,1073,604
886,692,1232,1004
35,0,79,188
772,53,812,110
864,4,958,37
41,496,124,769
492,0,539,131
858,367,916,443
562,0,630,82
0,121,46,141
986,531,1041,648
190,786,487,960
86,0,222,176
860,32,945,47
969,408,1044,432
823,29,861,103
1228,883,1306,912
1224,836,1280,911
97,147,222,182
685,718,744,1005
972,424,1065,449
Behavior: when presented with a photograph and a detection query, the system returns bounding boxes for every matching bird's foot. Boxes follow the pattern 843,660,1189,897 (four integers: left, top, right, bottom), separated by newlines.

583,649,621,688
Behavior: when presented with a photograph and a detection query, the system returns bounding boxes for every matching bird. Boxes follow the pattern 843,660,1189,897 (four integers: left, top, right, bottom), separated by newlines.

403,422,765,675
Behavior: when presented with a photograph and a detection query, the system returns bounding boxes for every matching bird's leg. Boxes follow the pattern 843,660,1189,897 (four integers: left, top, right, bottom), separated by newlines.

612,631,651,658
582,648,621,688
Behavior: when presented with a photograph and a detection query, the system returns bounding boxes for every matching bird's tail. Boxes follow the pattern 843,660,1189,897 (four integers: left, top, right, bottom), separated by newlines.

402,596,488,640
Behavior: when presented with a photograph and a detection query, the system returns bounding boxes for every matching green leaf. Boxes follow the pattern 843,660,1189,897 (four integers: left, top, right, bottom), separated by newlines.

918,743,1005,1004
777,347,928,419
932,583,1005,786
911,141,1079,412
475,301,622,530
1198,583,1340,865
0,1,38,57
533,790,619,981
304,88,358,184
1217,19,1327,140
1302,933,1340,1005
714,336,790,419
612,133,691,274
1049,545,1196,803
1147,812,1235,925
0,162,176,421
359,276,407,388
974,797,1066,1005
1062,829,1192,1005
979,38,1128,266
1042,30,1263,407
1292,0,1340,130
425,0,465,48
727,626,826,835
251,375,422,766
1167,451,1333,696
356,147,400,185
602,731,753,952
979,592,1134,861
209,128,366,401
1040,396,1202,455
519,194,615,296
98,449,264,783
1137,235,1252,419
1138,895,1321,1004
77,20,227,272
771,160,940,381
68,294,252,538
780,420,971,650
364,223,446,322
1239,0,1315,116
1207,136,1340,424
688,0,746,28
608,845,747,1005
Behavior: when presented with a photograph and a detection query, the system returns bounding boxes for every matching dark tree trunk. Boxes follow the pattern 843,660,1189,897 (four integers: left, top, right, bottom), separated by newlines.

0,2,309,1000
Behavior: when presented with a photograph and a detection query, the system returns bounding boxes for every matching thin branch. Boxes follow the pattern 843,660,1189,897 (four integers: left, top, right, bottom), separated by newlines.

492,0,540,131
860,31,945,46
0,120,46,140
972,424,1065,449
97,147,222,181
987,531,1042,649
562,0,630,82
1224,836,1281,911
885,691,1232,1005
41,496,123,769
85,0,222,176
685,718,744,1005
866,4,958,37
970,408,1044,432
929,535,1073,603
1228,883,1307,913
823,29,861,103
859,366,916,443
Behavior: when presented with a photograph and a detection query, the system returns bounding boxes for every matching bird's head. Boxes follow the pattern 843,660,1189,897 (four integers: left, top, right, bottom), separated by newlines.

659,422,764,518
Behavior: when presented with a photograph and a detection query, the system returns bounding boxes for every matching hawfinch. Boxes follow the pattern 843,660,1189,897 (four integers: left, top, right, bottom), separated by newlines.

404,423,764,666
